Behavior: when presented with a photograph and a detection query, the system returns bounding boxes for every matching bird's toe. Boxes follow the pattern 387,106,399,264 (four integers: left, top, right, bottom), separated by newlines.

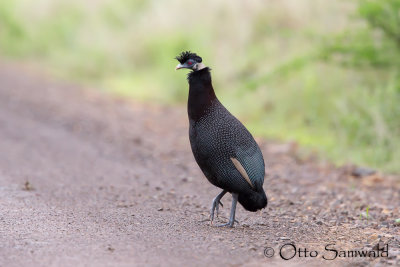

216,222,234,228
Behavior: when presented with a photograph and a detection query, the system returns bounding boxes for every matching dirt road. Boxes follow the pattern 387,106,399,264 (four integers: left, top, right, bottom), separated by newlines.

0,63,399,266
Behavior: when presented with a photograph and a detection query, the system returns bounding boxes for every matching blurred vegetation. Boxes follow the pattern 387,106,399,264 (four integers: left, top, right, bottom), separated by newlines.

0,0,399,173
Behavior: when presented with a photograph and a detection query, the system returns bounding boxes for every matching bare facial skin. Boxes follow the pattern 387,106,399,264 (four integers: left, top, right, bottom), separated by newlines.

194,62,206,71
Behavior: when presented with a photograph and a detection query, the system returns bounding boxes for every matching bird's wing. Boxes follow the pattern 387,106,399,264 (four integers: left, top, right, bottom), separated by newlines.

233,143,265,191
230,157,255,189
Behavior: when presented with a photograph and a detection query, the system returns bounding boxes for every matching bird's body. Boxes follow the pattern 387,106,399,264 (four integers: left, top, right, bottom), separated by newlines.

176,51,267,227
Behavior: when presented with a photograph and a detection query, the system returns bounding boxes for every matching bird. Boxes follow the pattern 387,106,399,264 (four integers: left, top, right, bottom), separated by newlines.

175,51,268,227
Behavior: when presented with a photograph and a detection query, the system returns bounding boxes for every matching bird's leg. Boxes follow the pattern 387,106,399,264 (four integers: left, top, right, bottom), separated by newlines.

217,193,238,227
210,190,227,224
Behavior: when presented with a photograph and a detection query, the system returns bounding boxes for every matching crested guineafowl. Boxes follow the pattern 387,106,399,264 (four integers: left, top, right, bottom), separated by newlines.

175,51,268,227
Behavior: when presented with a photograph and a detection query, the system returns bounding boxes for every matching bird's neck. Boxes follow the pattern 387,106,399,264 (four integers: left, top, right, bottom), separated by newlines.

187,67,217,121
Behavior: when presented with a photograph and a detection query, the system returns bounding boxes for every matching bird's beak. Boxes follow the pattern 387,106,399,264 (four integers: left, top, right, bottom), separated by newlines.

175,63,184,70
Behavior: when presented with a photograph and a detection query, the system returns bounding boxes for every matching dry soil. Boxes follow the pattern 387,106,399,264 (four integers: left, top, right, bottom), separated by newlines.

0,63,399,266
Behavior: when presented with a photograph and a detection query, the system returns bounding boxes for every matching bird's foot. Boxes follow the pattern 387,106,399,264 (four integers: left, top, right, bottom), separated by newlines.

210,199,223,225
216,219,239,228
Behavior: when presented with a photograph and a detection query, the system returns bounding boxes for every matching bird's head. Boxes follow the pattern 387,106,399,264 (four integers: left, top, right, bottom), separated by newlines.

175,51,206,71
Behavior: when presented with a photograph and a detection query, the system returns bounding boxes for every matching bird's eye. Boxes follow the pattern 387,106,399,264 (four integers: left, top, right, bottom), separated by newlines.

188,61,193,65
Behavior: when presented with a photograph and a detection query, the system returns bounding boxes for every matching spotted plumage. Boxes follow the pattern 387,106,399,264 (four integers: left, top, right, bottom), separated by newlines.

175,51,268,227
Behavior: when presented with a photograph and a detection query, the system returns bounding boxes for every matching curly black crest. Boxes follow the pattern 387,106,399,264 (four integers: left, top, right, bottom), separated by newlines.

175,51,202,64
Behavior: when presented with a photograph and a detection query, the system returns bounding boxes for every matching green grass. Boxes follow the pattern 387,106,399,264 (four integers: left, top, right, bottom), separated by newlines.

0,0,399,173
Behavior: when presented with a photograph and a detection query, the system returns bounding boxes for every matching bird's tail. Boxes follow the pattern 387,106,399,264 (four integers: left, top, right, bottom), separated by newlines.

238,189,268,212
